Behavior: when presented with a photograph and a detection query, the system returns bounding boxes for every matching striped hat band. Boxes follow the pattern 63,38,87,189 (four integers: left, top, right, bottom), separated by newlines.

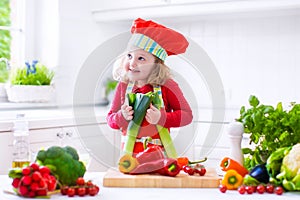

128,33,168,61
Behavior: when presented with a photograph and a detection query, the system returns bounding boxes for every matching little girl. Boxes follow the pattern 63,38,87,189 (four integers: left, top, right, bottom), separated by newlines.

106,18,193,156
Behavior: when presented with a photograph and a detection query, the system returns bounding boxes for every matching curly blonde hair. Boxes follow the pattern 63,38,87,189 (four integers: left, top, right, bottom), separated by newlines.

112,52,172,86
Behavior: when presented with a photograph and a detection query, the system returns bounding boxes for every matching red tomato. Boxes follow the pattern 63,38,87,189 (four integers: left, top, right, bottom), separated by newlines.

219,184,227,193
67,187,76,197
238,185,246,194
77,187,86,197
246,186,254,194
60,186,69,195
88,186,98,196
275,186,284,195
266,184,274,194
76,177,85,186
198,168,206,176
256,184,265,194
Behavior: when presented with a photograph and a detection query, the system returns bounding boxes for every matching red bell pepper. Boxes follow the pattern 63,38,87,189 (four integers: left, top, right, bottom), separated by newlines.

129,159,165,175
135,145,165,164
157,158,181,177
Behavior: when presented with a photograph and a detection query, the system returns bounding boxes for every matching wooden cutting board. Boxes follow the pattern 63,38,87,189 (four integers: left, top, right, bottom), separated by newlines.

103,168,221,188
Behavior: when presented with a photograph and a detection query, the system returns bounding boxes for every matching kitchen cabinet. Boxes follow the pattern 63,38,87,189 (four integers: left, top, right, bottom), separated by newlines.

91,0,300,22
0,122,119,175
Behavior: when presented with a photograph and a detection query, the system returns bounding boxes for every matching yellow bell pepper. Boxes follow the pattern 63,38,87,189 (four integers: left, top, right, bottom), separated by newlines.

221,169,243,190
118,154,139,173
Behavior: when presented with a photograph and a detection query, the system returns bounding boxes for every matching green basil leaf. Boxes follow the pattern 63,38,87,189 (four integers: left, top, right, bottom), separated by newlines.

249,95,259,107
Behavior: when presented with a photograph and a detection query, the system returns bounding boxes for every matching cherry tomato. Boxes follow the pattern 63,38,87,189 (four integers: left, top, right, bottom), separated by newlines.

67,187,76,197
86,180,93,186
60,186,69,195
198,168,206,176
76,177,85,186
238,185,246,194
183,166,195,175
77,187,86,197
219,184,227,193
275,186,284,195
88,186,98,196
246,186,254,194
256,184,265,194
266,184,274,194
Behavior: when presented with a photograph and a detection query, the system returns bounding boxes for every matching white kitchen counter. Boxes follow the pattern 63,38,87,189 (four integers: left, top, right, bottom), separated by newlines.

1,172,299,200
0,105,110,132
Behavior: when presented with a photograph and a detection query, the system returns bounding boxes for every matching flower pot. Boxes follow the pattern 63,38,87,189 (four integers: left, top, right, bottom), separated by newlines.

6,84,55,103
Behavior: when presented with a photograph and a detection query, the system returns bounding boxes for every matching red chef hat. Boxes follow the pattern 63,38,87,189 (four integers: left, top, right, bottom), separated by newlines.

128,18,189,61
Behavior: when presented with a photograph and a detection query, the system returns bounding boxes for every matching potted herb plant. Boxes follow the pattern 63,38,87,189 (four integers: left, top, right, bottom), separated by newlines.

6,60,55,102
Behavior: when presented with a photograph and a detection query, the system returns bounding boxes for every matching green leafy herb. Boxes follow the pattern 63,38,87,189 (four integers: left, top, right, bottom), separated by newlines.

10,62,54,85
237,95,300,170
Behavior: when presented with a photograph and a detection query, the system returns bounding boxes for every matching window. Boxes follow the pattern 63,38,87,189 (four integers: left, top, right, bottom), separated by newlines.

0,0,24,76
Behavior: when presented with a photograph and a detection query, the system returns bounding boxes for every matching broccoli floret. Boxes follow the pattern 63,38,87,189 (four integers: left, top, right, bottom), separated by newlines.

63,146,79,160
36,146,86,186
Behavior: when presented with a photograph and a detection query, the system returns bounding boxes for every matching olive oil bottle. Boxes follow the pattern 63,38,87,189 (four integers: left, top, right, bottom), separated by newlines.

12,114,30,168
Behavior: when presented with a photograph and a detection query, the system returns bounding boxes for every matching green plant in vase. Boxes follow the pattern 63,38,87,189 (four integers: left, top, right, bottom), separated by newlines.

10,60,54,85
6,60,55,102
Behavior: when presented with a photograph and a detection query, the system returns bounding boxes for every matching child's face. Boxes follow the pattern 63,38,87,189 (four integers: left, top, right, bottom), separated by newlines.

124,49,156,84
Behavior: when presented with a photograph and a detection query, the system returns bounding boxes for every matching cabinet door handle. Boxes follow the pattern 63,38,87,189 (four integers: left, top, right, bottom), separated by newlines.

56,132,64,139
66,132,73,137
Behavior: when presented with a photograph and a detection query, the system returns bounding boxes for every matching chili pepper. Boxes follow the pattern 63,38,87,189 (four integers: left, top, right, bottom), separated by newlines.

118,154,139,173
129,159,165,175
157,158,181,177
135,145,165,164
177,157,207,169
220,157,248,177
221,169,244,190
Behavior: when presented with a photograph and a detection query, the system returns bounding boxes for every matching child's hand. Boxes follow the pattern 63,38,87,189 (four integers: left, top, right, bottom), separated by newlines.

121,104,134,121
146,104,161,124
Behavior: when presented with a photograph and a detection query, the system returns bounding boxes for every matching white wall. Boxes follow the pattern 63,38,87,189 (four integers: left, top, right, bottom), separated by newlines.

45,1,300,110
31,0,300,167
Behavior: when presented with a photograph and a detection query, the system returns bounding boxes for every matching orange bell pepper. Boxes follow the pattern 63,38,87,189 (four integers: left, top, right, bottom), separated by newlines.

220,157,248,177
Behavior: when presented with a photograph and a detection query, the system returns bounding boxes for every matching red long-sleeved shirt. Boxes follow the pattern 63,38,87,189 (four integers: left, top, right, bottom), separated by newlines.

106,79,193,141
